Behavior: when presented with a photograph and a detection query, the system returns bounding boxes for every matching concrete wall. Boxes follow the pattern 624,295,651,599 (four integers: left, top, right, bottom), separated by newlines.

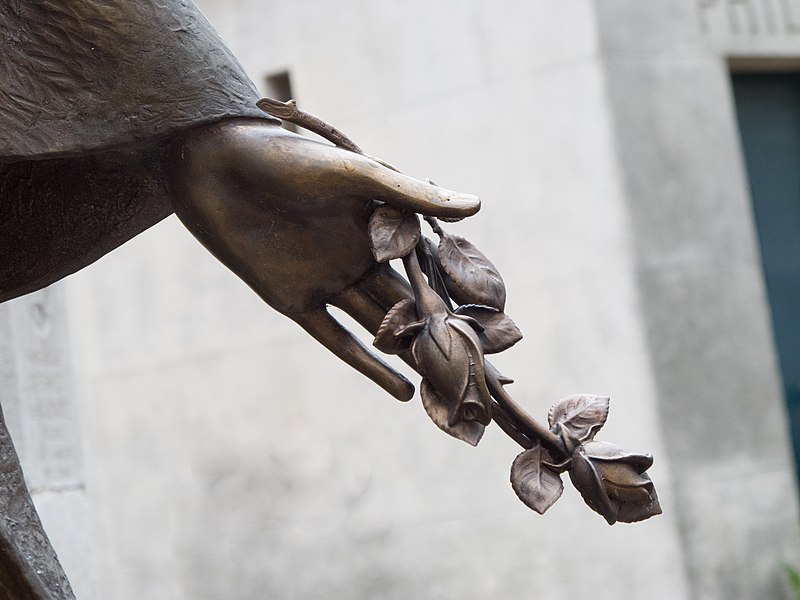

54,1,800,599
0,286,95,598
596,1,800,597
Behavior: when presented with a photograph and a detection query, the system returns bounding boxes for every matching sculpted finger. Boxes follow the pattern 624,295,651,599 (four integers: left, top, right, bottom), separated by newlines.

291,308,414,402
353,157,480,219
332,280,421,377
359,265,414,311
331,285,386,335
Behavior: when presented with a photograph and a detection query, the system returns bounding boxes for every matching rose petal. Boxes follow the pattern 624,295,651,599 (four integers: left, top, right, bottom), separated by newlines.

583,440,654,472
611,478,662,524
445,317,492,426
568,450,619,525
420,380,485,446
427,313,453,358
412,318,469,404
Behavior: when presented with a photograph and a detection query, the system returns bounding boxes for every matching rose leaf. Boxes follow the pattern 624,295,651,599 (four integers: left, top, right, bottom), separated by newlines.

510,445,564,515
436,233,506,310
373,299,418,354
368,205,421,263
455,305,523,353
547,394,610,442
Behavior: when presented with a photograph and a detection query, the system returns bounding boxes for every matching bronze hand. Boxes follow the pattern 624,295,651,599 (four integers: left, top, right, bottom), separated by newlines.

169,119,479,401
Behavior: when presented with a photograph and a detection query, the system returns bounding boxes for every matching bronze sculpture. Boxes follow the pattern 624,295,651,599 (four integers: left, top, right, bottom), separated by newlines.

0,2,660,598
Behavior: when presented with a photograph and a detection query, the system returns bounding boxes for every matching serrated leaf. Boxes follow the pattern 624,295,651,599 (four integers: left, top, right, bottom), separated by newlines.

454,305,523,353
511,446,564,515
547,394,610,442
420,380,485,446
368,205,421,262
437,233,506,310
373,299,418,354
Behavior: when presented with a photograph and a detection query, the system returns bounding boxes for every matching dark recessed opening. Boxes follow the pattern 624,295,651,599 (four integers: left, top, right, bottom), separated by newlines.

732,71,800,487
264,70,297,133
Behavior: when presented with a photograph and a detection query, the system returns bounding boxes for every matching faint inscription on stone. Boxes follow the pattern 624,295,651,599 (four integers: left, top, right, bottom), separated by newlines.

0,285,82,492
697,0,800,34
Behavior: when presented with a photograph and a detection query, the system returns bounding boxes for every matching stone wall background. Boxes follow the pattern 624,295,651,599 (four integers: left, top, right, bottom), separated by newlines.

0,286,94,598
4,1,793,599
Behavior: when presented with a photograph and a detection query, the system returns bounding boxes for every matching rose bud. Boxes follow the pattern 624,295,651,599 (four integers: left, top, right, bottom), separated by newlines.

397,249,493,445
568,440,662,525
409,311,492,428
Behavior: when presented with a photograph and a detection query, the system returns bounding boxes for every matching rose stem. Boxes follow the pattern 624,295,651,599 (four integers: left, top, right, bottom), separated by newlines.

492,402,534,449
484,362,565,455
257,98,363,153
423,216,444,237
256,98,400,172
403,246,562,453
402,248,447,316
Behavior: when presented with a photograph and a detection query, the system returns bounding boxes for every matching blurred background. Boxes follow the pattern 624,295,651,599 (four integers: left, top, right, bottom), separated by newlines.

1,0,800,598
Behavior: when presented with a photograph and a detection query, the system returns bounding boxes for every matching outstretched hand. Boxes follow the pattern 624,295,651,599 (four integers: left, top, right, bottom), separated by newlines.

169,117,662,525
169,119,479,400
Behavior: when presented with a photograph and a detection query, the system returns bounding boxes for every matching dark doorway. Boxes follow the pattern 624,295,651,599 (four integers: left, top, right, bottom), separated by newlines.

732,72,800,483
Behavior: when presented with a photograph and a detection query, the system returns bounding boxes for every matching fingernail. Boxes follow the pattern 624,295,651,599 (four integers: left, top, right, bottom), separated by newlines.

443,193,480,216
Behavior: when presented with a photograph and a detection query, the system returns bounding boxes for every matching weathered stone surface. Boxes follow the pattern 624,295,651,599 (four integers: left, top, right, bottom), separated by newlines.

0,287,81,599
597,1,800,597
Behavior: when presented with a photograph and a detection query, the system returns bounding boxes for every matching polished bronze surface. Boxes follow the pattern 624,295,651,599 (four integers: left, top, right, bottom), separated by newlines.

0,2,659,597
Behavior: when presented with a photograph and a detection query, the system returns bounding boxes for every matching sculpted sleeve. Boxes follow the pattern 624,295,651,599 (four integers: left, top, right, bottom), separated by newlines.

0,0,276,162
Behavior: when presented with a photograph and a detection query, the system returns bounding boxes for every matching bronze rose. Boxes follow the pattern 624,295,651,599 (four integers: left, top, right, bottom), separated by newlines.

395,272,492,445
411,310,492,427
362,191,662,521
568,440,662,525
